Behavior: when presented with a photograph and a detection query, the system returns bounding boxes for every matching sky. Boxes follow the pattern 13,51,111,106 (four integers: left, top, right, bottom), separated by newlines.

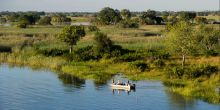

0,0,219,12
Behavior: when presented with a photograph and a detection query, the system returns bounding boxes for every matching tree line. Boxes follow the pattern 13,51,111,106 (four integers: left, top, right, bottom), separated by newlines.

0,8,219,28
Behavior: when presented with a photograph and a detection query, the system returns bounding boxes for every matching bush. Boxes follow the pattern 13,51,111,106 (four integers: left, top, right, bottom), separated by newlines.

115,52,142,62
165,64,218,79
94,32,113,55
153,59,165,68
145,49,170,60
204,50,219,56
0,45,12,52
93,32,130,59
36,48,68,57
38,16,51,25
16,21,27,28
88,25,99,32
129,61,149,72
187,65,218,78
71,46,97,61
117,20,139,28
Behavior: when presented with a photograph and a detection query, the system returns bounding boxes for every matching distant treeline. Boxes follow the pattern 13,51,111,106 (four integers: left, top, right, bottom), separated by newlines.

0,10,218,17
0,8,219,28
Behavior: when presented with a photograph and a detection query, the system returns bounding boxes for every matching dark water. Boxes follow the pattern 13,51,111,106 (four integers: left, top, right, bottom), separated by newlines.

0,65,219,110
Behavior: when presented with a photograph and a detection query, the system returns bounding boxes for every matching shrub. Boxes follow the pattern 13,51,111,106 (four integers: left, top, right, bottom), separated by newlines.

145,49,170,60
129,61,149,72
0,45,12,52
117,20,139,28
36,48,68,57
153,59,165,68
16,21,27,28
204,50,219,56
38,16,51,25
71,46,97,61
165,64,218,79
115,53,142,62
187,65,218,78
88,25,99,32
94,32,113,55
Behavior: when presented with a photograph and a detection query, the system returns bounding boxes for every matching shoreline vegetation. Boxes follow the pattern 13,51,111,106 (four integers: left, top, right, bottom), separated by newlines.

0,8,219,104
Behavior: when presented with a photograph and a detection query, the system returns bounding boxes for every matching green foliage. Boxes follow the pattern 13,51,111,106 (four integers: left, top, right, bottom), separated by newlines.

71,46,97,61
93,32,129,58
178,12,196,22
88,25,99,32
129,61,149,72
51,15,71,23
117,20,139,28
186,65,218,78
98,7,122,25
38,16,51,25
18,14,40,25
204,50,219,56
165,65,218,79
165,66,185,79
153,59,165,68
140,10,163,25
115,53,141,62
195,25,220,55
16,21,28,28
59,25,86,53
36,48,68,57
94,32,113,55
165,21,196,66
120,9,131,20
0,45,12,52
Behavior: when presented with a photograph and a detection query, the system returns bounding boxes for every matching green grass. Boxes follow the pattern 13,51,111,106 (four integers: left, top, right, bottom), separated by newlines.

71,17,92,22
201,15,220,21
0,23,219,104
0,26,61,35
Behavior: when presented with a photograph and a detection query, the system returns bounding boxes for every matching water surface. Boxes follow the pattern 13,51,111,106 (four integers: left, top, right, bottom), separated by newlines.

0,65,219,110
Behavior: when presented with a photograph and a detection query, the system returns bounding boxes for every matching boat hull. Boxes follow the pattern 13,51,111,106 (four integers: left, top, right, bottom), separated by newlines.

110,84,135,90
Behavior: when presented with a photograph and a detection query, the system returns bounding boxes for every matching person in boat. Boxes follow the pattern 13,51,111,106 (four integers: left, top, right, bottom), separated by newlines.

127,80,130,86
117,80,120,85
112,79,115,84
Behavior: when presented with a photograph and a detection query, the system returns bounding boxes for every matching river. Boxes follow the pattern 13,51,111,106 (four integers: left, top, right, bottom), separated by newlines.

0,64,219,110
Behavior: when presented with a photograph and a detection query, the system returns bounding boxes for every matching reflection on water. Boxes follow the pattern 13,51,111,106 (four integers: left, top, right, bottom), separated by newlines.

0,65,219,110
58,73,85,88
165,90,196,110
112,89,136,95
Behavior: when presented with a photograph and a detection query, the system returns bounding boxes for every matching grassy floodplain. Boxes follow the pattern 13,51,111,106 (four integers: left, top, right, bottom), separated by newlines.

0,16,219,104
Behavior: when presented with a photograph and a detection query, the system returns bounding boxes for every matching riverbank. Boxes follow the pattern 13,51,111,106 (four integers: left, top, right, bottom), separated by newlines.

0,52,219,104
0,23,219,104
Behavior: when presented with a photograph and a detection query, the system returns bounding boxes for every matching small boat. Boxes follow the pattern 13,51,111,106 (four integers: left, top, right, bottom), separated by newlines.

110,83,136,90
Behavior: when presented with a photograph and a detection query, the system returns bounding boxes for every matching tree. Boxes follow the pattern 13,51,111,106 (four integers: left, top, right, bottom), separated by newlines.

51,15,71,25
195,25,220,53
59,26,86,53
18,14,39,25
179,12,196,23
155,17,163,24
38,16,51,25
120,9,131,20
140,10,159,25
94,32,113,55
165,21,196,67
98,7,122,25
